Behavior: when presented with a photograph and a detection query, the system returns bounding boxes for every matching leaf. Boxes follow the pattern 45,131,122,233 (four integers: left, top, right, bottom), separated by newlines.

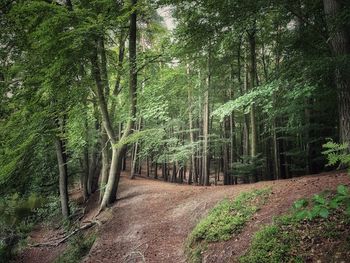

319,208,329,218
310,206,321,219
295,210,309,220
337,185,349,196
346,205,350,215
329,198,340,209
293,199,308,209
313,194,326,205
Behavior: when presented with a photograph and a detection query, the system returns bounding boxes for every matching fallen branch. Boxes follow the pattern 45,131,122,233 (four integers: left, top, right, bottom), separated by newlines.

29,221,97,247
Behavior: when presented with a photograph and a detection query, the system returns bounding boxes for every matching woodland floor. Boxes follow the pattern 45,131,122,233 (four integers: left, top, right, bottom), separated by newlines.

16,170,350,263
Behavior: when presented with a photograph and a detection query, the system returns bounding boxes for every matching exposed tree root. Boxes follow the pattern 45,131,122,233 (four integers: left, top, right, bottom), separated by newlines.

29,221,98,247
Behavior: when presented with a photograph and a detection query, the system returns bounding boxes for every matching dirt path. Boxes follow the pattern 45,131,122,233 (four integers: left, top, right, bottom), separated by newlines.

79,171,350,263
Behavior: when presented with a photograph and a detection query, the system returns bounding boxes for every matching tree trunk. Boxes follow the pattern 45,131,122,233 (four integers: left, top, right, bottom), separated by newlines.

154,162,158,179
243,61,250,157
91,43,118,208
323,0,350,146
99,131,109,202
223,119,230,185
272,120,280,179
100,0,138,208
187,64,196,185
81,144,89,201
55,137,70,218
110,30,127,121
202,50,211,186
130,118,142,179
248,29,258,158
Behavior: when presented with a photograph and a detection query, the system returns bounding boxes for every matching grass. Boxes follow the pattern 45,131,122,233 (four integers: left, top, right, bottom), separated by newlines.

54,232,96,263
240,188,350,263
185,188,271,263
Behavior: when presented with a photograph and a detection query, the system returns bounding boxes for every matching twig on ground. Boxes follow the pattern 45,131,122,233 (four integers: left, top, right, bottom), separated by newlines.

29,221,97,247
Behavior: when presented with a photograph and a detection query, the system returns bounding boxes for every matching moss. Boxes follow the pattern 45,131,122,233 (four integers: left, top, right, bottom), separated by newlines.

240,225,300,263
186,188,271,263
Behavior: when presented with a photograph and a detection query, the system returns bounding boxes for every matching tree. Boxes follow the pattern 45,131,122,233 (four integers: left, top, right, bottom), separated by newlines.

323,0,350,147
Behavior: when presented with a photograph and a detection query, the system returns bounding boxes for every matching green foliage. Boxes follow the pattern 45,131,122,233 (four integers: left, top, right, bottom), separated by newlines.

113,128,164,149
0,193,61,261
232,154,265,182
292,185,350,221
55,233,96,263
240,225,299,263
212,81,316,122
186,188,270,262
241,186,350,263
212,81,281,120
322,139,350,169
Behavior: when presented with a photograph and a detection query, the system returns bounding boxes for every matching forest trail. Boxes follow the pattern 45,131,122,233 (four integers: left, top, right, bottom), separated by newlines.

83,171,349,263
18,171,349,263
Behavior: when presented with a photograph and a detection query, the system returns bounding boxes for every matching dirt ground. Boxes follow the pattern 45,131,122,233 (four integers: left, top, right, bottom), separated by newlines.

17,171,350,263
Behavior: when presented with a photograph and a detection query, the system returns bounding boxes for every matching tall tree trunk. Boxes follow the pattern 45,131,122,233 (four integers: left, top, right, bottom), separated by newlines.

81,143,89,201
100,0,138,208
248,29,258,158
323,0,350,146
223,119,230,185
202,50,210,186
99,131,109,202
87,144,99,195
55,137,70,218
130,117,142,179
110,30,127,121
91,43,118,209
154,162,158,179
243,60,250,157
187,64,196,184
272,120,280,179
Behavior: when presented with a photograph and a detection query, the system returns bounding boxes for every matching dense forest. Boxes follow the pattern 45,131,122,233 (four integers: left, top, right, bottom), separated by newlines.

1,0,350,262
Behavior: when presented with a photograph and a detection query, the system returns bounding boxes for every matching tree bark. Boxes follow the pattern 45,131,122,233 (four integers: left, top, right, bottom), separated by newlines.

110,30,127,121
55,137,70,218
272,120,280,179
130,117,142,179
99,131,109,202
81,142,89,201
248,28,258,158
243,60,250,157
187,64,196,184
323,0,350,146
202,51,210,186
100,0,138,208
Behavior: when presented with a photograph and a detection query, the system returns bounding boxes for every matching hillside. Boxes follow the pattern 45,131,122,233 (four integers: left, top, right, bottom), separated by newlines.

17,171,349,263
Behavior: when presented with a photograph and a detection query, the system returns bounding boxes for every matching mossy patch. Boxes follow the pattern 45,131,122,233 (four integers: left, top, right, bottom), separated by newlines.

186,188,271,263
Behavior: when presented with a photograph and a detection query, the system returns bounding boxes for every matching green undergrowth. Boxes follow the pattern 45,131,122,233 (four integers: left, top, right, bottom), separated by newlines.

0,193,80,262
54,232,96,263
241,185,350,263
186,188,271,263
